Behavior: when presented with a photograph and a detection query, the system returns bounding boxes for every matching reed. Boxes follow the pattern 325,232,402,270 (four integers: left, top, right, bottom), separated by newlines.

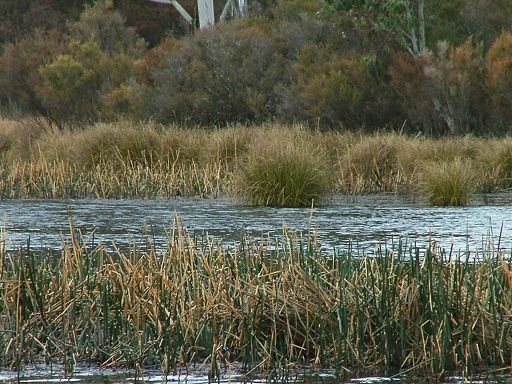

0,218,511,378
3,118,512,202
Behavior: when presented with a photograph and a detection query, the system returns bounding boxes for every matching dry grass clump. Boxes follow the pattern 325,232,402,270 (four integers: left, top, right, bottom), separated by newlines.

69,121,162,167
338,133,409,193
200,124,253,164
240,127,333,207
416,136,481,163
0,219,511,377
2,119,512,201
419,158,475,206
160,125,207,164
476,138,512,191
0,117,54,161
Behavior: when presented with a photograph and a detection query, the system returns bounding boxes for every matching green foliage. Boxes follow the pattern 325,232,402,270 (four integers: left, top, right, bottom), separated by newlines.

420,158,474,206
280,45,361,128
37,47,102,123
273,0,323,19
36,38,135,124
240,129,332,207
324,0,424,53
71,0,146,56
279,44,397,129
33,1,146,124
0,29,67,117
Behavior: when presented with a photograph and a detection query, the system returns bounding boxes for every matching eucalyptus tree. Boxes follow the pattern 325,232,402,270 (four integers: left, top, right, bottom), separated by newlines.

324,0,426,54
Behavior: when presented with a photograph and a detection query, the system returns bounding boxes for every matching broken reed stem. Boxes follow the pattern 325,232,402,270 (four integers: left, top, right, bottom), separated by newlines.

0,218,511,378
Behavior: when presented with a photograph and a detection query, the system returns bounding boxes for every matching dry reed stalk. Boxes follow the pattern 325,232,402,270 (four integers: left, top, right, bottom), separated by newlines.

0,216,511,376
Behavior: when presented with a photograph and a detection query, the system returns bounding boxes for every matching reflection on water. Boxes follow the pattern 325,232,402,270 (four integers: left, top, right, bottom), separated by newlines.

1,193,512,255
0,365,511,384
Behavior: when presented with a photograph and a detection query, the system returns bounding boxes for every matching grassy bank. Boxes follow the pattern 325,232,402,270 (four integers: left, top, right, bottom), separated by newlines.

1,118,512,205
0,218,511,377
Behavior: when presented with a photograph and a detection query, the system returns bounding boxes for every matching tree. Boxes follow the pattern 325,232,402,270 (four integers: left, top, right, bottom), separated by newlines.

324,0,426,54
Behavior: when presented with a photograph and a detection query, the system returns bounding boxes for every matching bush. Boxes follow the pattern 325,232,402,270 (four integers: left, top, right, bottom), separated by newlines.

390,39,489,136
71,0,146,57
151,21,288,125
240,127,332,207
0,29,67,117
279,44,396,129
420,158,474,206
486,32,512,131
37,43,104,123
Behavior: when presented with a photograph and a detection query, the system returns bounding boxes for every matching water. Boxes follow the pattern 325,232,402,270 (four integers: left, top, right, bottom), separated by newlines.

0,365,511,383
1,194,512,382
1,193,512,255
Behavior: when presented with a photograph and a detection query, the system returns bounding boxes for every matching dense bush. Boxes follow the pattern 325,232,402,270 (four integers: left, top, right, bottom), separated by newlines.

3,0,512,134
149,21,289,125
390,39,489,135
278,44,397,129
0,29,67,118
486,32,512,132
0,1,146,125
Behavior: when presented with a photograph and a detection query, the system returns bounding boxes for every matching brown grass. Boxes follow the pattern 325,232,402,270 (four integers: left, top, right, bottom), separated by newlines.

0,219,510,376
0,118,511,202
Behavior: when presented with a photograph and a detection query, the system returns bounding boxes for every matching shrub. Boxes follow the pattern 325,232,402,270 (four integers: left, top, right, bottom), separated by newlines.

70,0,146,57
389,51,435,134
0,29,67,117
37,43,104,123
151,22,287,125
420,158,474,206
240,127,332,207
390,39,488,136
486,31,512,131
279,45,394,129
437,38,489,135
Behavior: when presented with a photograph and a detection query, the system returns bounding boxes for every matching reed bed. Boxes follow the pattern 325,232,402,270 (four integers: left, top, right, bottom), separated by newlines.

2,118,512,204
0,219,511,378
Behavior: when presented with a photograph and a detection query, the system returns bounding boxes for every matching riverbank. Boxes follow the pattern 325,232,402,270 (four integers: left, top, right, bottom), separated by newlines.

1,119,512,205
0,218,511,377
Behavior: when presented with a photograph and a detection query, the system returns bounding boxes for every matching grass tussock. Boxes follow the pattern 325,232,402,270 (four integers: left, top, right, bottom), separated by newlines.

240,129,332,207
339,133,408,193
0,219,511,377
477,138,512,192
420,158,475,206
2,117,512,204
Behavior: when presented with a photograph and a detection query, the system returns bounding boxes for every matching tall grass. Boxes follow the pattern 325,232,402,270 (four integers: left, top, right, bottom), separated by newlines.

240,129,333,207
0,218,511,377
1,118,512,203
419,158,475,206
